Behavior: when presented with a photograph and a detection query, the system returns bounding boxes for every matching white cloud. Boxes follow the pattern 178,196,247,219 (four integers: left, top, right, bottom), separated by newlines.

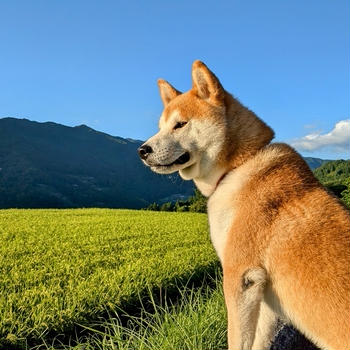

291,119,350,153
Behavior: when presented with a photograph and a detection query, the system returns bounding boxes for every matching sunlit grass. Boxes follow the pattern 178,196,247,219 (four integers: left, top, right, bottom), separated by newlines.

39,273,227,350
0,209,217,348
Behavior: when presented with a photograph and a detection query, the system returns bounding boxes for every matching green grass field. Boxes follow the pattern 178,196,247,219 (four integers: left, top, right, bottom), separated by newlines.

0,209,218,349
50,277,227,350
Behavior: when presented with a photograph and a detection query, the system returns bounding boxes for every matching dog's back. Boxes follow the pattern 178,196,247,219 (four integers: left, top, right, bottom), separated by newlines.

219,143,350,350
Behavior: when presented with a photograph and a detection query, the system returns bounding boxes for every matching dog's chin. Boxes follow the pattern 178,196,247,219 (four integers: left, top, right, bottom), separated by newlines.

179,161,200,180
150,164,182,174
151,161,196,175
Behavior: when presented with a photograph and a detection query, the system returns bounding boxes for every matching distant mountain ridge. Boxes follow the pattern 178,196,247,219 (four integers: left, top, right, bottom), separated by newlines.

0,117,193,208
302,156,331,170
0,117,337,209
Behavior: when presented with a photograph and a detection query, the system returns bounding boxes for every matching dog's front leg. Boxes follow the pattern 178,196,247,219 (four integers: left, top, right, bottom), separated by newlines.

224,266,267,350
251,301,279,350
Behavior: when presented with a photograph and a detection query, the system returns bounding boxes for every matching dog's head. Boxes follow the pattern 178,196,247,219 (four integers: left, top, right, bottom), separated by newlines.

138,60,227,183
138,60,274,196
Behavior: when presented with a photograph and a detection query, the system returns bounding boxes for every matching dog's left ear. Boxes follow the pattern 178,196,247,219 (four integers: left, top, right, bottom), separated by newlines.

157,79,181,107
191,60,225,104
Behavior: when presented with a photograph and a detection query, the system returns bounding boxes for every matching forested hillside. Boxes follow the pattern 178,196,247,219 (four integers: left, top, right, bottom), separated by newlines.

0,118,193,208
0,117,347,209
313,160,350,185
314,160,350,207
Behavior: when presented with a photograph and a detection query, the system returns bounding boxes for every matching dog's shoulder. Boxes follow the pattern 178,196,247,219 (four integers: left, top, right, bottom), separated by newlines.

217,142,317,194
210,142,313,202
209,142,325,230
248,143,320,191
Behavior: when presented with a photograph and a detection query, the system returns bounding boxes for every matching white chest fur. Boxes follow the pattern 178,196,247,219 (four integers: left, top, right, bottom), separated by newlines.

207,169,249,262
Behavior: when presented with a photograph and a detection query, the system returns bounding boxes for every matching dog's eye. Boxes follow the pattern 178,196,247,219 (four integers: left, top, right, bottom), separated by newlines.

174,121,187,130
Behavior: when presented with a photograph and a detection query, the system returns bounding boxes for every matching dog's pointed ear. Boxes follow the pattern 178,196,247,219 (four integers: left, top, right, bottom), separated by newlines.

191,60,225,104
157,79,181,107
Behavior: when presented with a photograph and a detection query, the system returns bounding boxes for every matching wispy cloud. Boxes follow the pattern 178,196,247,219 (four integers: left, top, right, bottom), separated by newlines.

291,119,350,153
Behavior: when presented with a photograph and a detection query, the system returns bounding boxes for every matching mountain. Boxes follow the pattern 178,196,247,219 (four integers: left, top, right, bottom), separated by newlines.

0,118,194,209
303,157,331,170
0,117,338,209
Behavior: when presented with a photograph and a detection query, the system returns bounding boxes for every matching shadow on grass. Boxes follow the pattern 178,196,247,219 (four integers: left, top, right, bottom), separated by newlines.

4,262,221,350
1,261,320,350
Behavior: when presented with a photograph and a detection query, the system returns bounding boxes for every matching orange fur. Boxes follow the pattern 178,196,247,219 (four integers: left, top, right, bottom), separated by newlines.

141,60,350,350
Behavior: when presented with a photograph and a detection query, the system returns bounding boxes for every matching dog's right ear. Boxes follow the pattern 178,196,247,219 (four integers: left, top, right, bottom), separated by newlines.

157,79,181,107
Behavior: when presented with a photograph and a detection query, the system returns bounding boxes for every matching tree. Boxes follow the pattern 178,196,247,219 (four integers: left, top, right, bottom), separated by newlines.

174,201,189,212
341,178,350,209
188,189,207,213
146,202,159,211
160,202,173,211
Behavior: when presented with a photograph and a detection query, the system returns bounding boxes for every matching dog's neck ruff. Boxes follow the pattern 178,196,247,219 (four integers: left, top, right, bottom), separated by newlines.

193,166,237,197
214,171,229,192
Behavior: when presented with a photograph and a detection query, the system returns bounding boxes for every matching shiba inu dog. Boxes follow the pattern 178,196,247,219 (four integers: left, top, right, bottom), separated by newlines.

138,60,350,350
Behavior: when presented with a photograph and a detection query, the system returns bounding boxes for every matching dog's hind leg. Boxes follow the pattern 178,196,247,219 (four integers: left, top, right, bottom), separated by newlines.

224,266,267,350
252,301,279,350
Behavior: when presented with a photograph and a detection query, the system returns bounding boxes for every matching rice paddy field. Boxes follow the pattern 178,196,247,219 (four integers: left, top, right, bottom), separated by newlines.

0,209,220,349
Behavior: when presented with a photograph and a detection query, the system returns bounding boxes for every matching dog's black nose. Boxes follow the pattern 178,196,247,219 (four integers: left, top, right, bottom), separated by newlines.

138,144,153,160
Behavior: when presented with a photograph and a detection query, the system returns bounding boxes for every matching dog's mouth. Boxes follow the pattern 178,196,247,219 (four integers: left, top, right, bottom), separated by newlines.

171,152,190,165
149,152,191,171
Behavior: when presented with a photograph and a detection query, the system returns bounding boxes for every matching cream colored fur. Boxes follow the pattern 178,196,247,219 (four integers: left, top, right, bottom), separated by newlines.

207,166,251,261
252,301,280,350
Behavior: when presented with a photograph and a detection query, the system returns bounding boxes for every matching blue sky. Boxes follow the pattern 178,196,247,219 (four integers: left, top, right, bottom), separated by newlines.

0,0,349,159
